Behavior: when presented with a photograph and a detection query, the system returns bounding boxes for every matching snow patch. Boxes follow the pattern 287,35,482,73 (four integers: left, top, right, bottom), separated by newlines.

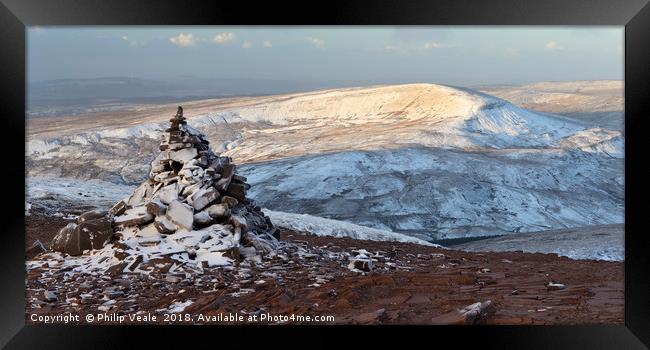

263,209,437,246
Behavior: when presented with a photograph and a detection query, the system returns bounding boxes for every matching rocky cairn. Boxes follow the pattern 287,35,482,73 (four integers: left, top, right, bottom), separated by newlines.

51,106,278,266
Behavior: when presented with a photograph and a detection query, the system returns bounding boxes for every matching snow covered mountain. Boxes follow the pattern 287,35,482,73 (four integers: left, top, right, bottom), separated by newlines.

26,83,624,241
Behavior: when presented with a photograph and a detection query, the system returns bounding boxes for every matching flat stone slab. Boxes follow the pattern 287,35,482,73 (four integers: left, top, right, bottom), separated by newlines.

191,187,220,211
169,148,198,163
114,206,154,227
166,199,194,231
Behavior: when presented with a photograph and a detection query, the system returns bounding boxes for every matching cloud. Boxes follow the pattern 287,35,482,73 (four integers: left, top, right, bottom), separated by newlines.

30,26,44,32
304,36,325,48
263,41,272,48
504,47,522,57
213,32,236,44
170,33,195,47
422,42,445,49
241,40,252,49
122,35,140,47
383,41,451,53
545,40,563,50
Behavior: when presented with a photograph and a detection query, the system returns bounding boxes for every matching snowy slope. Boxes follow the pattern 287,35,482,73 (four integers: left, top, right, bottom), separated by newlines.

27,176,135,215
453,224,624,261
240,147,623,241
263,209,437,246
26,83,624,242
24,176,430,245
27,84,621,183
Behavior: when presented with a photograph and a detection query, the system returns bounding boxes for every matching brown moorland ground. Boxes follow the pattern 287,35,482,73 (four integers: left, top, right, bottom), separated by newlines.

25,213,623,325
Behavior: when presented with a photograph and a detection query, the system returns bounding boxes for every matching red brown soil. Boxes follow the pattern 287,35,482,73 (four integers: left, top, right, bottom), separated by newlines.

25,214,623,325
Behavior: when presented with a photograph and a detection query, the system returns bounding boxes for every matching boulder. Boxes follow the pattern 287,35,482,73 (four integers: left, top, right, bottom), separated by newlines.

114,206,154,227
215,164,236,191
431,301,496,325
152,149,171,164
178,168,194,179
242,209,269,233
161,176,180,187
154,171,174,183
222,246,241,261
225,182,249,202
180,181,203,198
51,217,113,256
127,182,152,207
348,258,373,272
144,180,158,198
232,175,247,182
77,218,113,249
44,290,57,303
207,160,223,173
26,240,46,260
146,198,167,217
153,216,177,234
168,142,192,150
268,226,281,240
190,187,220,211
198,156,209,167
51,223,77,253
135,223,162,244
166,200,194,230
78,209,107,223
221,196,239,208
229,215,247,230
169,147,197,163
157,183,180,205
151,162,167,173
205,203,230,220
109,200,127,217
193,211,214,228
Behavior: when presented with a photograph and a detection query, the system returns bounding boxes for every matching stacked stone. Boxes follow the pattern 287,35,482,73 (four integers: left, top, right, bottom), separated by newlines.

52,106,277,261
111,106,276,237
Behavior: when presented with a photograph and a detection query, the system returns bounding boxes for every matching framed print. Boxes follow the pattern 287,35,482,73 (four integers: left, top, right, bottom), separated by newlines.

1,0,649,348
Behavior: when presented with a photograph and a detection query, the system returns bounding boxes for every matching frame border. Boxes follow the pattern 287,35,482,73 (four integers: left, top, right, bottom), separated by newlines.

2,0,649,348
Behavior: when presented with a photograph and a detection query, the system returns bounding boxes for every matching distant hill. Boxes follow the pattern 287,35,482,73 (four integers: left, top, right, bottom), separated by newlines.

27,76,375,117
26,83,624,241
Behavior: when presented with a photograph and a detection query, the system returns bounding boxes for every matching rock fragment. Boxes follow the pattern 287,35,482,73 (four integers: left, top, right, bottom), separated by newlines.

166,200,194,231
26,240,46,260
114,206,154,227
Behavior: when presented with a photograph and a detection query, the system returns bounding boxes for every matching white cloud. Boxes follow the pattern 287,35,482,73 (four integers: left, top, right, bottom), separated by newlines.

170,33,195,47
504,47,522,57
263,41,272,48
384,42,450,52
242,40,252,49
213,32,236,44
422,42,445,49
30,26,44,32
122,35,140,47
305,36,325,48
545,40,563,50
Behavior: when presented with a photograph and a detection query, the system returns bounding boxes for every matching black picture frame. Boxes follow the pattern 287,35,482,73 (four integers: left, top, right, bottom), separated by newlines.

2,0,649,348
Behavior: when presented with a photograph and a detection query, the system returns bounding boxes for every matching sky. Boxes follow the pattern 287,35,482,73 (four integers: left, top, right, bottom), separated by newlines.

27,26,624,86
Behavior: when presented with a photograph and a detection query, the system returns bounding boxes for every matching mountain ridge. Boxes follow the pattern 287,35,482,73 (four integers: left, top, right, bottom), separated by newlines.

26,83,624,241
